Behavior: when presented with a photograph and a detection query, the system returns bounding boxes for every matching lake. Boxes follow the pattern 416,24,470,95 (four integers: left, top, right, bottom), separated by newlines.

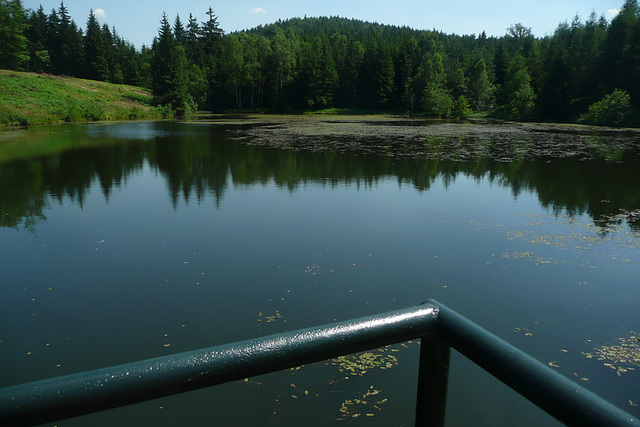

1,116,639,426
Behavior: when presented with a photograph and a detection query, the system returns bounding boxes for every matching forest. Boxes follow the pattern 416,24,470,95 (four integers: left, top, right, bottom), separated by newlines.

1,0,640,125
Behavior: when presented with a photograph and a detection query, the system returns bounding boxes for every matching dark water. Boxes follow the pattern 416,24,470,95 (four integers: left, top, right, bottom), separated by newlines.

1,120,639,426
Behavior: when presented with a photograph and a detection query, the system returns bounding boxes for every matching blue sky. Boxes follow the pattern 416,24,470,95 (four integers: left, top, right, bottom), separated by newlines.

23,0,624,48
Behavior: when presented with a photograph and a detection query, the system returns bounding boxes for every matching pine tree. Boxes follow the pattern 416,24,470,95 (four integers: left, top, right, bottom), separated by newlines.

48,2,83,76
201,7,224,57
375,43,396,109
26,6,50,72
174,14,186,46
152,13,175,104
152,13,190,115
83,10,110,81
602,0,639,97
298,36,338,109
185,13,202,63
0,0,29,70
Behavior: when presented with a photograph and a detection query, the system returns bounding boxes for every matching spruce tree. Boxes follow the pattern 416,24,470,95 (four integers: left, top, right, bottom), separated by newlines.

151,13,190,115
0,0,29,70
174,14,186,46
84,10,110,81
48,2,83,76
201,7,224,58
26,6,50,72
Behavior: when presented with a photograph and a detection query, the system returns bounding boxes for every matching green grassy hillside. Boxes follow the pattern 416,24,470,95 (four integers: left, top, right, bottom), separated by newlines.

0,70,161,126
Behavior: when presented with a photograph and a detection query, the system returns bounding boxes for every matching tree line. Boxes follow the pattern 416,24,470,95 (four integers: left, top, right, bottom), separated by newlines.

1,0,639,124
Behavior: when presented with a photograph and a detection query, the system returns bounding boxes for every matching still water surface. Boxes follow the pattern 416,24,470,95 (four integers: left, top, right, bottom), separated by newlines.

1,118,639,426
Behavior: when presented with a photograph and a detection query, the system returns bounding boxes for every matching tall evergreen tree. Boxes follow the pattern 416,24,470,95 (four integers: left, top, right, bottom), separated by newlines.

174,14,186,46
184,13,202,63
83,10,109,81
48,2,83,76
201,7,223,57
151,13,190,115
296,35,338,109
0,0,29,70
602,0,639,97
397,37,418,113
26,6,50,72
375,43,396,108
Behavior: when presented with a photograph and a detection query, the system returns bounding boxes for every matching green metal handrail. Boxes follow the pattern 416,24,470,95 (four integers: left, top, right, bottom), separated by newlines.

0,299,638,426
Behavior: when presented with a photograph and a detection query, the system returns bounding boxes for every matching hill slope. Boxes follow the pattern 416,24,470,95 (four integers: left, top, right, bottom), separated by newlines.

0,70,160,126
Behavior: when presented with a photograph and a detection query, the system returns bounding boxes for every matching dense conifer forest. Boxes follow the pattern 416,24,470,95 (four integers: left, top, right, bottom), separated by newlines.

1,0,639,125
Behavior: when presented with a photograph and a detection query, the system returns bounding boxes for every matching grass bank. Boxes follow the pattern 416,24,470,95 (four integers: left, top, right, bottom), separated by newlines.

0,70,162,126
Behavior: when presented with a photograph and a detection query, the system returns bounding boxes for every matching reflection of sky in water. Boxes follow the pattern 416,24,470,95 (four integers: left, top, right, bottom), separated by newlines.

85,121,200,140
0,122,639,426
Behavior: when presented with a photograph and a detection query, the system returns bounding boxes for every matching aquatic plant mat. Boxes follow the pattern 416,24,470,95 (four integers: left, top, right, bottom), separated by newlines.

199,114,640,161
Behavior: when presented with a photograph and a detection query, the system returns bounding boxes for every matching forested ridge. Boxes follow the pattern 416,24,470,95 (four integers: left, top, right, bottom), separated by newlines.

1,0,640,125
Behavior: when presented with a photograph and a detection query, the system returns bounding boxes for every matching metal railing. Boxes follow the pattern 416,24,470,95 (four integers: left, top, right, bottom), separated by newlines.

1,299,638,426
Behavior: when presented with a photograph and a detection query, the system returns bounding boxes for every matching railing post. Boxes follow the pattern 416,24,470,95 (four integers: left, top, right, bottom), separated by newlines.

415,334,451,427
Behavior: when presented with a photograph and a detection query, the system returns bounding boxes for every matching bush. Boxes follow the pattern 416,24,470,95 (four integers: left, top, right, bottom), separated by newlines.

581,89,632,126
422,85,454,118
452,95,472,119
507,84,536,121
0,109,28,125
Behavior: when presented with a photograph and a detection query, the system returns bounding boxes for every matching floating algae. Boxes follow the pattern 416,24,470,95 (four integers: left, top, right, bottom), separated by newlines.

335,386,387,420
328,347,400,378
583,331,640,376
257,310,283,324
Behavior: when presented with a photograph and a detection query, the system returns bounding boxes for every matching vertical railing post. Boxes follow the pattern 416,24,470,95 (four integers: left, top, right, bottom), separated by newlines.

415,334,451,426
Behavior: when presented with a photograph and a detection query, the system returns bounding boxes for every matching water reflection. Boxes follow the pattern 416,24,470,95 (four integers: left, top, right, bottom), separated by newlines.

1,121,639,231
1,120,639,426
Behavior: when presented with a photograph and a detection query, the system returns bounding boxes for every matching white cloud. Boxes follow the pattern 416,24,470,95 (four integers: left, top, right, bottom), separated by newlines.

606,8,620,19
249,7,267,15
94,8,107,19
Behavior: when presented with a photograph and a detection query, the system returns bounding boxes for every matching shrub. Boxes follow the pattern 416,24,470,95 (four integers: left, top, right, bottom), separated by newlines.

422,85,454,118
452,95,472,119
581,89,632,126
0,110,28,125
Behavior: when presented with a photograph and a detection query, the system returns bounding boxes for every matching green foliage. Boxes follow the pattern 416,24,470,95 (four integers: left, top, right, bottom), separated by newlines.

422,84,454,118
467,58,496,112
581,89,632,126
502,55,536,120
48,2,84,76
151,13,192,116
0,0,29,69
83,10,110,81
416,51,453,117
0,69,160,125
452,95,472,119
1,1,640,124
